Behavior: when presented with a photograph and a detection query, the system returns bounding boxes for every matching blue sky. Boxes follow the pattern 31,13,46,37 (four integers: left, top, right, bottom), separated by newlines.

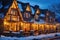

17,0,60,9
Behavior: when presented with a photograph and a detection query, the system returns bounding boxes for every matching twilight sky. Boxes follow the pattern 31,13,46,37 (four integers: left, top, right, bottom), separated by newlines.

17,0,60,9
17,0,60,23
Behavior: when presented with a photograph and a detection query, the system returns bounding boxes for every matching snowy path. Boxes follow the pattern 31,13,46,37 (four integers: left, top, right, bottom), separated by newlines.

0,33,60,40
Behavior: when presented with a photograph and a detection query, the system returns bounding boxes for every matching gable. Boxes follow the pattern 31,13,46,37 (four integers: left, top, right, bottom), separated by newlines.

4,0,23,21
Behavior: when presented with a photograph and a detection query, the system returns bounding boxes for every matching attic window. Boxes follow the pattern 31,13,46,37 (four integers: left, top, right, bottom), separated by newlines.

10,8,19,16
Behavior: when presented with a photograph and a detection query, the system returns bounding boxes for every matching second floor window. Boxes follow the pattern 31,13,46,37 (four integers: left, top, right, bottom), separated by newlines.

24,12,31,18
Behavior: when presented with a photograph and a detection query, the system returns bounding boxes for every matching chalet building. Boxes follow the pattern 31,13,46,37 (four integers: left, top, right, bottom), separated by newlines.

1,0,59,34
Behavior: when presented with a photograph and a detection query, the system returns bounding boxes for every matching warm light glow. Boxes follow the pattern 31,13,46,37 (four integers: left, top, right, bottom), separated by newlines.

39,25,42,30
26,5,31,11
36,9,40,14
20,22,24,26
4,20,59,32
11,0,18,8
41,24,44,31
4,21,9,25
53,25,56,31
12,17,17,21
31,23,38,31
45,24,49,30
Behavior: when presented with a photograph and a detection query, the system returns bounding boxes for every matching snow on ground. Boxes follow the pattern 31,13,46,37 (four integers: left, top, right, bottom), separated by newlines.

0,33,60,40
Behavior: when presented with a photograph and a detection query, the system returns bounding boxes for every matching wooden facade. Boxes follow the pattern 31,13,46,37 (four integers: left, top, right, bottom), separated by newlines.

3,0,60,33
4,0,23,32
